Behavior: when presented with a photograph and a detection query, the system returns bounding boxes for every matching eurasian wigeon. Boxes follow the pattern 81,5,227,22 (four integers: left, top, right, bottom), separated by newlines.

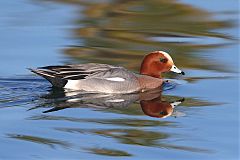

29,51,184,93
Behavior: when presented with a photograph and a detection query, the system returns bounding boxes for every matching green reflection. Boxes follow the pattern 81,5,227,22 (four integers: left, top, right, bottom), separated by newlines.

55,127,210,153
161,95,221,107
39,0,234,72
7,134,71,149
84,147,132,157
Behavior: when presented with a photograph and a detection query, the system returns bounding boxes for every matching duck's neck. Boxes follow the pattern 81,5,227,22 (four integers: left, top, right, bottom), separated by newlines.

140,62,162,78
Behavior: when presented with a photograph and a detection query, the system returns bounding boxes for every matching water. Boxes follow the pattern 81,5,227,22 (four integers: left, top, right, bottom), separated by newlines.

0,0,239,159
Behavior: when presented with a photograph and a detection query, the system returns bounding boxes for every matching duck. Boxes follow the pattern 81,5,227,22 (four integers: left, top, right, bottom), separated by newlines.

29,51,184,94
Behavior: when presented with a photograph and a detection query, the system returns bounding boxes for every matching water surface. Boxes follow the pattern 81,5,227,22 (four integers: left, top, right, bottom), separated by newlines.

0,0,239,159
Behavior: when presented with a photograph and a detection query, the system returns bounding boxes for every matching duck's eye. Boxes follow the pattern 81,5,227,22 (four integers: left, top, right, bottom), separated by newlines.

160,58,168,63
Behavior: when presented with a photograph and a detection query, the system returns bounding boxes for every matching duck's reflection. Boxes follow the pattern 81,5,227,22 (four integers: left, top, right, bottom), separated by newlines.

38,85,184,119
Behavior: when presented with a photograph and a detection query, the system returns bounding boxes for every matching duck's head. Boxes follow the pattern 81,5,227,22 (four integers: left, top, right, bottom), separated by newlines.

140,51,184,78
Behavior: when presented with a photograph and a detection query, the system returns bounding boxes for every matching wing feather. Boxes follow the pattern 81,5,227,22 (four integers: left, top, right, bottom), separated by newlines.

36,63,124,80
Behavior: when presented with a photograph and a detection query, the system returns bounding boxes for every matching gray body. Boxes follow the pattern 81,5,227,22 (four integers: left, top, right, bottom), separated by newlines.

30,63,143,94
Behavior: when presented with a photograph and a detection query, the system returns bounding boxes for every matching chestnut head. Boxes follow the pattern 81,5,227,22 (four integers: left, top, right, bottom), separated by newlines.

140,51,184,78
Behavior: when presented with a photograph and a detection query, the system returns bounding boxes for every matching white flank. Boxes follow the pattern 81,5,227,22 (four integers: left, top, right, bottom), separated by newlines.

106,77,125,82
64,80,80,89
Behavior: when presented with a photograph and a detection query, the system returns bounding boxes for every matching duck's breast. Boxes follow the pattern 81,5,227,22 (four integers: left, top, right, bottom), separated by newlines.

137,75,163,92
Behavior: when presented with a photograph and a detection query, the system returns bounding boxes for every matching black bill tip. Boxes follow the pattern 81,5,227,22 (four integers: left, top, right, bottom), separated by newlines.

181,71,185,75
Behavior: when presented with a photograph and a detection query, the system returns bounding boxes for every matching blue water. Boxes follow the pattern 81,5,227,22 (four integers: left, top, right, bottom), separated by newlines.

0,0,239,160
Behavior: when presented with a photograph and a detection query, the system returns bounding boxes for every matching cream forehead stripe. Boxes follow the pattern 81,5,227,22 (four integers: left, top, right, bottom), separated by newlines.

159,51,173,63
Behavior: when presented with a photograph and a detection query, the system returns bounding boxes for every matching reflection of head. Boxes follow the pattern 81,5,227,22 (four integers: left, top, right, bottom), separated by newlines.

141,99,173,118
140,98,184,118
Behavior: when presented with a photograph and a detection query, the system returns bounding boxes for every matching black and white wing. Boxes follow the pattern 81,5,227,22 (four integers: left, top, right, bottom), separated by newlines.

29,63,134,88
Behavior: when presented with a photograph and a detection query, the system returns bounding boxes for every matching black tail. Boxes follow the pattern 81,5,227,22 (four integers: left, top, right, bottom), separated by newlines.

28,68,67,88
